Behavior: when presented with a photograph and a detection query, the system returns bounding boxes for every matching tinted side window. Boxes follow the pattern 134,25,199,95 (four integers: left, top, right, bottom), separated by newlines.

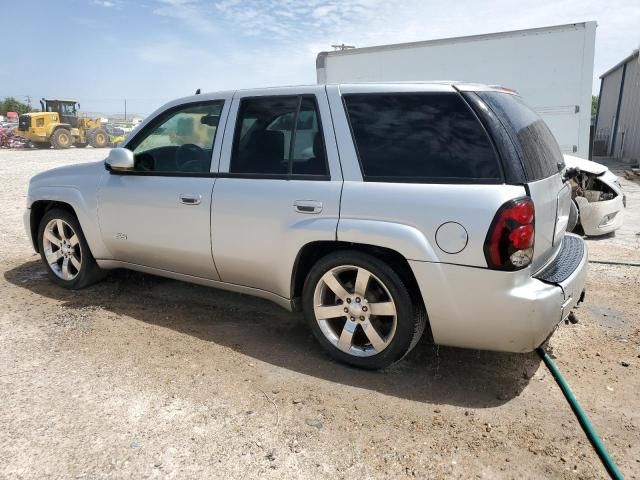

291,97,326,175
343,93,501,182
230,95,328,177
477,92,564,181
129,101,223,173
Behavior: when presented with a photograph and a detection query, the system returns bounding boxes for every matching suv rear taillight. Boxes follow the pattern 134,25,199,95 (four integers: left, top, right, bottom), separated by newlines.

484,197,535,270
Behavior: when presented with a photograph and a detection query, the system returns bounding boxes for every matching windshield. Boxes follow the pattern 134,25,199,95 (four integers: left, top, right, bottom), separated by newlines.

477,92,564,181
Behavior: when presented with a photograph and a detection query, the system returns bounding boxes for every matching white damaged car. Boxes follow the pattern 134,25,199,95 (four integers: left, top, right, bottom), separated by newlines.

564,155,626,236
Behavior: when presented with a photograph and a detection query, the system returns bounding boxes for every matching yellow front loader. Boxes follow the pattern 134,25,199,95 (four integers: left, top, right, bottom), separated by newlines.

16,98,109,149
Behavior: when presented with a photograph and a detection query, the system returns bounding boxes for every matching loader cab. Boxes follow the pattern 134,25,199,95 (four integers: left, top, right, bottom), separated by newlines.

40,99,79,128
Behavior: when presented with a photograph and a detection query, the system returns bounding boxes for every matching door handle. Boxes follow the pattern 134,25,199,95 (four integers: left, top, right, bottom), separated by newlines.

179,193,202,205
294,200,323,214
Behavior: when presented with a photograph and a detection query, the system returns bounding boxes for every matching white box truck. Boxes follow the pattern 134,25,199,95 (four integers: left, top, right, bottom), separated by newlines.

317,22,596,159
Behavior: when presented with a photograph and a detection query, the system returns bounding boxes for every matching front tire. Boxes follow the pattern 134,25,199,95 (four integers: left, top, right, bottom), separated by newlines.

567,199,579,232
302,251,427,369
37,208,105,289
51,128,72,149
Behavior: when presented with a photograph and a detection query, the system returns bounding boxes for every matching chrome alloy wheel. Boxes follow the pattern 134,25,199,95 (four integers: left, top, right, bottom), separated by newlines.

313,265,397,357
42,218,82,281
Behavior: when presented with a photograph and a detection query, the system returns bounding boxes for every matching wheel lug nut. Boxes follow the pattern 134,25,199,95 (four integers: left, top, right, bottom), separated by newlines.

362,306,368,312
359,316,365,321
346,298,351,304
344,307,349,313
355,297,361,303
350,316,355,321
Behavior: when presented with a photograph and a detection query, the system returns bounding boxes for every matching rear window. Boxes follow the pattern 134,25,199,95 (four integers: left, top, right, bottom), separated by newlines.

230,95,328,177
477,92,564,181
343,93,501,182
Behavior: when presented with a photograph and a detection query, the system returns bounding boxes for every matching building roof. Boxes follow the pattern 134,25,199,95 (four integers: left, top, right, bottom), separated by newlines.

600,49,639,79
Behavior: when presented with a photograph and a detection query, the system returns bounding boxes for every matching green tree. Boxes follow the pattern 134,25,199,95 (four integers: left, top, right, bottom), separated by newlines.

0,97,32,115
591,95,599,117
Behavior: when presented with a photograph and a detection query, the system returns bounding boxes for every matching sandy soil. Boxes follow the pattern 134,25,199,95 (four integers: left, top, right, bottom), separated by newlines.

0,148,638,479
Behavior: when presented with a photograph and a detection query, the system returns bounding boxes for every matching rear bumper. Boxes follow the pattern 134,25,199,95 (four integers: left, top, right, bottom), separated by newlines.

409,233,588,353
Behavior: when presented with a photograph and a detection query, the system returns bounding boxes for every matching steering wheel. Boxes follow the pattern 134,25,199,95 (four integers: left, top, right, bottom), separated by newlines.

175,144,204,172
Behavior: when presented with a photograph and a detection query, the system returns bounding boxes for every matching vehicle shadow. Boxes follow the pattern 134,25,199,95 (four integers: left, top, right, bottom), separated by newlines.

5,260,542,408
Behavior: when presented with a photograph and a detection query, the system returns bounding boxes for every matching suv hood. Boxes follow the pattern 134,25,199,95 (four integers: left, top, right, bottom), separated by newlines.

29,160,106,190
563,154,608,176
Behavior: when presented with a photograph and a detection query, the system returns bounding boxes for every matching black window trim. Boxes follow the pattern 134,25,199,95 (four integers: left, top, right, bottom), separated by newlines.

461,91,526,185
115,99,226,177
474,90,565,182
226,94,331,181
342,91,505,185
107,170,330,181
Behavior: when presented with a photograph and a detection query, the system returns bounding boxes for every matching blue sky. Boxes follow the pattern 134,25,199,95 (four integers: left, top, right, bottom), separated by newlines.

2,0,639,116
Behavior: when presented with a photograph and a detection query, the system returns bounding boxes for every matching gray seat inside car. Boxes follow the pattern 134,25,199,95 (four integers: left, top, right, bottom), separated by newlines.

240,130,285,174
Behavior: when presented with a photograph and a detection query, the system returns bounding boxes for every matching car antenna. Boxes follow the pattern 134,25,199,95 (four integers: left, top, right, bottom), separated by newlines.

195,88,201,95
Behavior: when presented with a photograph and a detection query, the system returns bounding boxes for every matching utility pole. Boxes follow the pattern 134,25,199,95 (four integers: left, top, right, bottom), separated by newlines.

331,43,355,51
24,95,32,110
124,99,127,121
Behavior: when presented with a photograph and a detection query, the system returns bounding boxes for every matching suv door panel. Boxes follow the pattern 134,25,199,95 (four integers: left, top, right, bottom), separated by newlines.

98,175,219,279
212,86,342,298
211,179,341,296
97,97,231,280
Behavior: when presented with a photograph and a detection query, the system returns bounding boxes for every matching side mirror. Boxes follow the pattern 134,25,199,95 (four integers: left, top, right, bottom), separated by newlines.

105,147,134,172
201,114,220,127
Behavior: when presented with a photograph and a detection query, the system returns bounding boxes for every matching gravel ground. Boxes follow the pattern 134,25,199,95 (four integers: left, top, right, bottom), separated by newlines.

0,148,638,479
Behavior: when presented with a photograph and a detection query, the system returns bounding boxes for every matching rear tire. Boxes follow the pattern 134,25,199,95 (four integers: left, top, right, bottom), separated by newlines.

88,128,108,148
302,250,427,369
51,128,72,149
37,208,106,289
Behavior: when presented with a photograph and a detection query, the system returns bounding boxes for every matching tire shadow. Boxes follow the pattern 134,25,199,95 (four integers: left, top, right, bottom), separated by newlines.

4,260,542,408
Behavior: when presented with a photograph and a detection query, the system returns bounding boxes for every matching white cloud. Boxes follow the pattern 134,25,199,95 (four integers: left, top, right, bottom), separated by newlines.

153,0,217,35
142,0,640,95
211,0,380,39
312,5,337,19
93,0,118,7
134,37,210,65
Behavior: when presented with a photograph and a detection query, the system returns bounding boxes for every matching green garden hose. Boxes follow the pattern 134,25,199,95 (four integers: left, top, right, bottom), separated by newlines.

589,259,640,267
537,348,624,479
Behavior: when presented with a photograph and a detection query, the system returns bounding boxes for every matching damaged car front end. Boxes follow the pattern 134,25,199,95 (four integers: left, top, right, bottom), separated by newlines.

564,155,626,236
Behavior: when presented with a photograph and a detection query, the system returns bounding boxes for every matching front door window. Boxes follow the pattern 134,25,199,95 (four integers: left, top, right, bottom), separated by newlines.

128,101,224,173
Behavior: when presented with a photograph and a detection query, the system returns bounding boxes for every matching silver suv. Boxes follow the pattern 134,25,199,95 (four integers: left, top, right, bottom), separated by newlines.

24,83,587,369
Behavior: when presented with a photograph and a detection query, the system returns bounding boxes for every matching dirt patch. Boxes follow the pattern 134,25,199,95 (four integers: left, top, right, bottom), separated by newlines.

0,149,638,478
